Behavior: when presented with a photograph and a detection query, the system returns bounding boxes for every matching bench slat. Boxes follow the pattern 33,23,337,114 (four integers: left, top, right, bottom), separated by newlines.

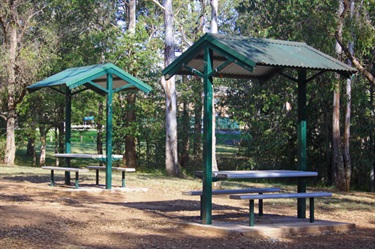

42,166,88,172
86,166,136,172
183,187,280,196
230,192,332,200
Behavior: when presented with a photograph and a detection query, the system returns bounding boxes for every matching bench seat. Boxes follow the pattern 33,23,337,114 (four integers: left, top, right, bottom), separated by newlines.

42,166,88,189
184,187,281,219
86,166,135,187
230,192,332,226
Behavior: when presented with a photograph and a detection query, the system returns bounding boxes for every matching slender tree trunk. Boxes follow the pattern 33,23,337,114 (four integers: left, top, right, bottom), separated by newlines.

372,85,375,192
325,107,332,186
342,1,354,190
4,24,17,166
57,122,64,166
26,134,36,166
54,127,59,166
179,101,190,168
333,0,347,191
193,88,203,159
210,0,218,33
125,94,137,168
123,0,138,168
126,0,136,33
162,0,180,176
39,126,48,166
210,0,220,189
97,101,104,155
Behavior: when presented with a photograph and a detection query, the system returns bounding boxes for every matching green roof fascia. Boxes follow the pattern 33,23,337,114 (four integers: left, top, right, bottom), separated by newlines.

163,33,256,80
106,66,152,94
162,33,212,80
206,43,255,74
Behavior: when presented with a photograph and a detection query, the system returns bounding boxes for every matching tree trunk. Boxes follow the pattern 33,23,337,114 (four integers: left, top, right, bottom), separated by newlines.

179,101,190,169
342,27,354,191
333,78,344,189
39,126,48,166
123,0,138,168
193,88,203,159
162,0,180,176
210,0,218,33
126,0,136,33
97,101,104,155
26,135,36,166
333,0,347,191
4,24,17,166
57,122,64,166
210,0,220,189
125,94,137,168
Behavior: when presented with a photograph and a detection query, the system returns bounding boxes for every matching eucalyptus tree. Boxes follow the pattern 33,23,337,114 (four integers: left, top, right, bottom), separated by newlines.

0,0,59,165
159,0,180,176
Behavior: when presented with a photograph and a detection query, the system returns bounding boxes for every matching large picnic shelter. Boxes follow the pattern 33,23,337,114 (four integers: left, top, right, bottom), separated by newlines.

162,33,357,225
27,63,152,189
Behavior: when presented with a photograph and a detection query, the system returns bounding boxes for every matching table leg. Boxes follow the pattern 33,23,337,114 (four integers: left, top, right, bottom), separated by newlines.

65,158,71,185
122,171,126,187
249,200,255,227
95,169,99,185
297,178,306,218
75,172,79,189
200,196,203,220
309,197,314,223
50,170,55,187
258,193,263,216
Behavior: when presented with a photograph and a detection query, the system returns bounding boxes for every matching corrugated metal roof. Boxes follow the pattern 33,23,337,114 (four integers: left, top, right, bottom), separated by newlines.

163,33,357,80
27,63,152,94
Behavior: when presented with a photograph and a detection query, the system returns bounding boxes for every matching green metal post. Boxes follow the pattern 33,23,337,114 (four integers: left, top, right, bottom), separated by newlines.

259,193,263,216
105,73,113,189
50,170,55,186
75,172,79,189
95,169,99,185
65,87,72,185
309,197,314,223
202,47,214,224
122,171,125,188
297,69,307,218
249,200,255,227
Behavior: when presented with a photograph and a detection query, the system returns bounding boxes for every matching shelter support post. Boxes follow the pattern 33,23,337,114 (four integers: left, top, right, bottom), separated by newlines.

297,69,307,218
65,87,72,185
202,47,214,224
105,73,113,189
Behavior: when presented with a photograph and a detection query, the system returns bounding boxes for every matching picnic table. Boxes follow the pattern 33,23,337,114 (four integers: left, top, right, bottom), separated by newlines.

194,170,321,222
43,153,124,188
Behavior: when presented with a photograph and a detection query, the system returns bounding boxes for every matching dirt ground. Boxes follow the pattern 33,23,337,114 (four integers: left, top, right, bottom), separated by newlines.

0,166,374,249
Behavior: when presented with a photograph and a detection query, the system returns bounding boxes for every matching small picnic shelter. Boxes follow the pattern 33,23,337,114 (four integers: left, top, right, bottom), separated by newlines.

27,63,152,189
162,33,357,224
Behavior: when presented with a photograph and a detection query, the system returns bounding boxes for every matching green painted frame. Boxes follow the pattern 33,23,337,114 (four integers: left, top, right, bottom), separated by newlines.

162,33,356,225
27,63,152,189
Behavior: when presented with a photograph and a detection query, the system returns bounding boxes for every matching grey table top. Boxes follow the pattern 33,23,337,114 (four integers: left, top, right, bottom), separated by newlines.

194,170,318,179
54,153,123,160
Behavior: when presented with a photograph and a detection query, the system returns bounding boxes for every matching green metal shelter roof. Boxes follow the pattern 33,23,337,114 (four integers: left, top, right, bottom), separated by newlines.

163,33,357,81
27,63,152,94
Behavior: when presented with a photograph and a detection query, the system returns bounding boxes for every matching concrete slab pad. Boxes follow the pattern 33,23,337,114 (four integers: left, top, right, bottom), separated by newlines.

180,214,355,238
